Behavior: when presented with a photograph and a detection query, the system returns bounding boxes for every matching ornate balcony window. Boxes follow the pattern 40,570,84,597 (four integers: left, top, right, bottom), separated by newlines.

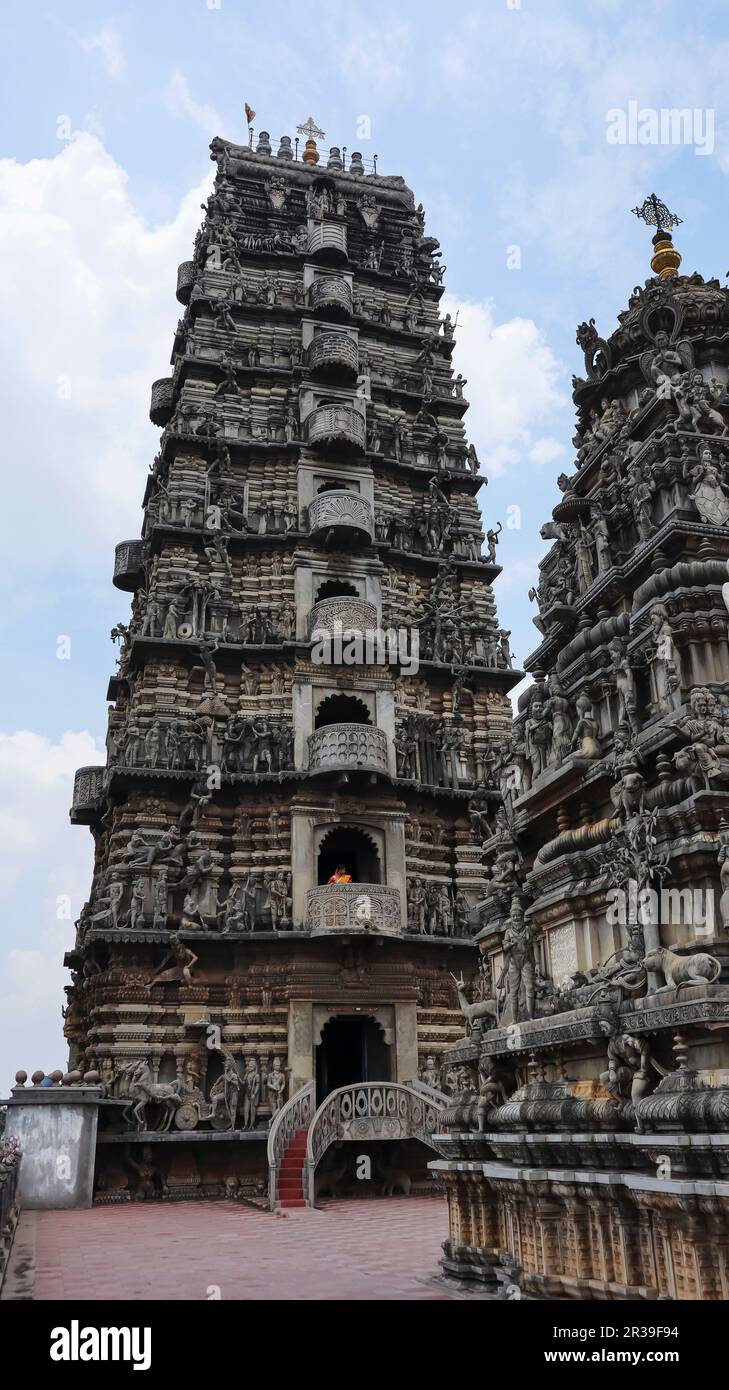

70,766,106,824
176,261,196,304
309,276,352,320
307,490,374,545
149,377,175,426
305,403,366,455
308,332,358,382
307,723,388,776
306,222,348,264
113,540,145,592
307,596,377,640
305,882,402,935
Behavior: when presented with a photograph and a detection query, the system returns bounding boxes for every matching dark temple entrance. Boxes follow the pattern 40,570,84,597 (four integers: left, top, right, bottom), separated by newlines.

316,1015,391,1102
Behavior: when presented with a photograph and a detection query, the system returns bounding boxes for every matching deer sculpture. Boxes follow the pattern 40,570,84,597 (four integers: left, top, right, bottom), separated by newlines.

450,972,499,1036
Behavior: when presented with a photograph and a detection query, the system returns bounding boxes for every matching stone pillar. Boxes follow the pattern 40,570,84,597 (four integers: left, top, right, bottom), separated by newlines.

290,810,315,927
375,687,397,776
394,1001,418,1082
383,817,407,927
288,1001,314,1093
292,681,313,769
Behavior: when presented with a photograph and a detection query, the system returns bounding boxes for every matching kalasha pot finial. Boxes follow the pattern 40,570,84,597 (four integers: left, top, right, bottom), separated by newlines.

631,193,683,279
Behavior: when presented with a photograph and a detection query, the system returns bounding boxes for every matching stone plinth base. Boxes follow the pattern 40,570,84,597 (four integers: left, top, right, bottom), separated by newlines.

2,1088,102,1210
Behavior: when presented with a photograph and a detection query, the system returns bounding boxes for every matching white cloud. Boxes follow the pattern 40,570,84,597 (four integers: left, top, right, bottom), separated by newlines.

442,295,567,477
0,133,211,591
79,26,126,78
162,71,223,135
0,731,104,1080
333,20,413,99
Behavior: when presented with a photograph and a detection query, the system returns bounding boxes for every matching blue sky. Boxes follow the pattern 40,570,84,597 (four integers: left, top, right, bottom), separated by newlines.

2,0,728,1073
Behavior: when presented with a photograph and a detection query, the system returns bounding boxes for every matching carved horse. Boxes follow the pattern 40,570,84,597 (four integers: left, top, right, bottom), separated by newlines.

124,1061,184,1133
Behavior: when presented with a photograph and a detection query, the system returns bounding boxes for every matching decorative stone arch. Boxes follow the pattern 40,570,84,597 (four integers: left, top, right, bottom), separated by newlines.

314,691,372,727
315,577,360,602
316,475,354,494
312,1005,395,1049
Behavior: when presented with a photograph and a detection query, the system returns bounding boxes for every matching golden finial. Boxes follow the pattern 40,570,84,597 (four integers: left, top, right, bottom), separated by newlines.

631,194,683,279
297,116,325,166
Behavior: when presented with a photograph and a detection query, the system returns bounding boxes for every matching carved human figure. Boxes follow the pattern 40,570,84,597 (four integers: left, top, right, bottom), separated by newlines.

671,686,729,791
241,873,260,931
647,604,680,714
129,878,146,930
718,822,729,930
608,727,645,822
265,872,288,931
408,876,426,935
485,522,502,563
162,593,184,641
631,465,655,542
591,510,612,573
571,690,601,758
545,676,574,766
267,1057,286,1119
108,880,124,929
573,523,594,593
647,330,686,392
498,900,535,1023
420,1055,441,1090
475,1056,508,1132
524,699,550,780
147,935,198,987
214,1051,241,1129
685,446,729,526
152,874,168,931
242,1057,261,1130
608,638,640,735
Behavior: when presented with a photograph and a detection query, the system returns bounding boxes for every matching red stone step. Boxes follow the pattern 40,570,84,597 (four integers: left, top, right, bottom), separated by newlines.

276,1127,309,1209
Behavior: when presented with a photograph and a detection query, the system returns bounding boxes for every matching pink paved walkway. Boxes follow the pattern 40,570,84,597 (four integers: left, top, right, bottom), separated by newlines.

13,1196,452,1301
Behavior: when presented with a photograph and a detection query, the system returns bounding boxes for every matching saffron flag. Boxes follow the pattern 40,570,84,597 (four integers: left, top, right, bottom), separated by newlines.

244,103,256,126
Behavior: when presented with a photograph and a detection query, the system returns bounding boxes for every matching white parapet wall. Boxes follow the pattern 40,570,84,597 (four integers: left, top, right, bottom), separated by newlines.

3,1088,103,1209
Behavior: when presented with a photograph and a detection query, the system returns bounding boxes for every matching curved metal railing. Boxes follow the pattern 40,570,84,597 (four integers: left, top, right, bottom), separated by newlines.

266,1081,315,1209
304,1082,444,1206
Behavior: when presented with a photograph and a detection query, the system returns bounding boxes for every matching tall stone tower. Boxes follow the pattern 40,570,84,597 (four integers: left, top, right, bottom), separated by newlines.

435,201,729,1300
65,121,518,1198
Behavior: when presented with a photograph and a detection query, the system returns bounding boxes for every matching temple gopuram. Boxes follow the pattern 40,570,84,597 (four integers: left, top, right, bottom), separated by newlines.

433,197,729,1301
57,120,520,1204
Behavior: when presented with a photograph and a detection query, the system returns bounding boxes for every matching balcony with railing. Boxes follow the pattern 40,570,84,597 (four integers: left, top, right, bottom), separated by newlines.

113,539,145,592
307,491,374,546
306,222,348,264
176,261,196,304
309,277,352,320
305,883,402,936
307,332,358,382
149,377,175,426
307,596,378,641
70,765,106,824
307,722,388,776
305,403,366,455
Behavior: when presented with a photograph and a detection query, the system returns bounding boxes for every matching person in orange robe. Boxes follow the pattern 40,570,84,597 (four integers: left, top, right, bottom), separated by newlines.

328,864,352,884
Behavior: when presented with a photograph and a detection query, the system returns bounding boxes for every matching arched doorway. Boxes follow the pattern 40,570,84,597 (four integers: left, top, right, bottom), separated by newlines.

314,692,371,727
315,578,359,602
317,477,353,494
317,825,381,884
316,1014,391,1101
